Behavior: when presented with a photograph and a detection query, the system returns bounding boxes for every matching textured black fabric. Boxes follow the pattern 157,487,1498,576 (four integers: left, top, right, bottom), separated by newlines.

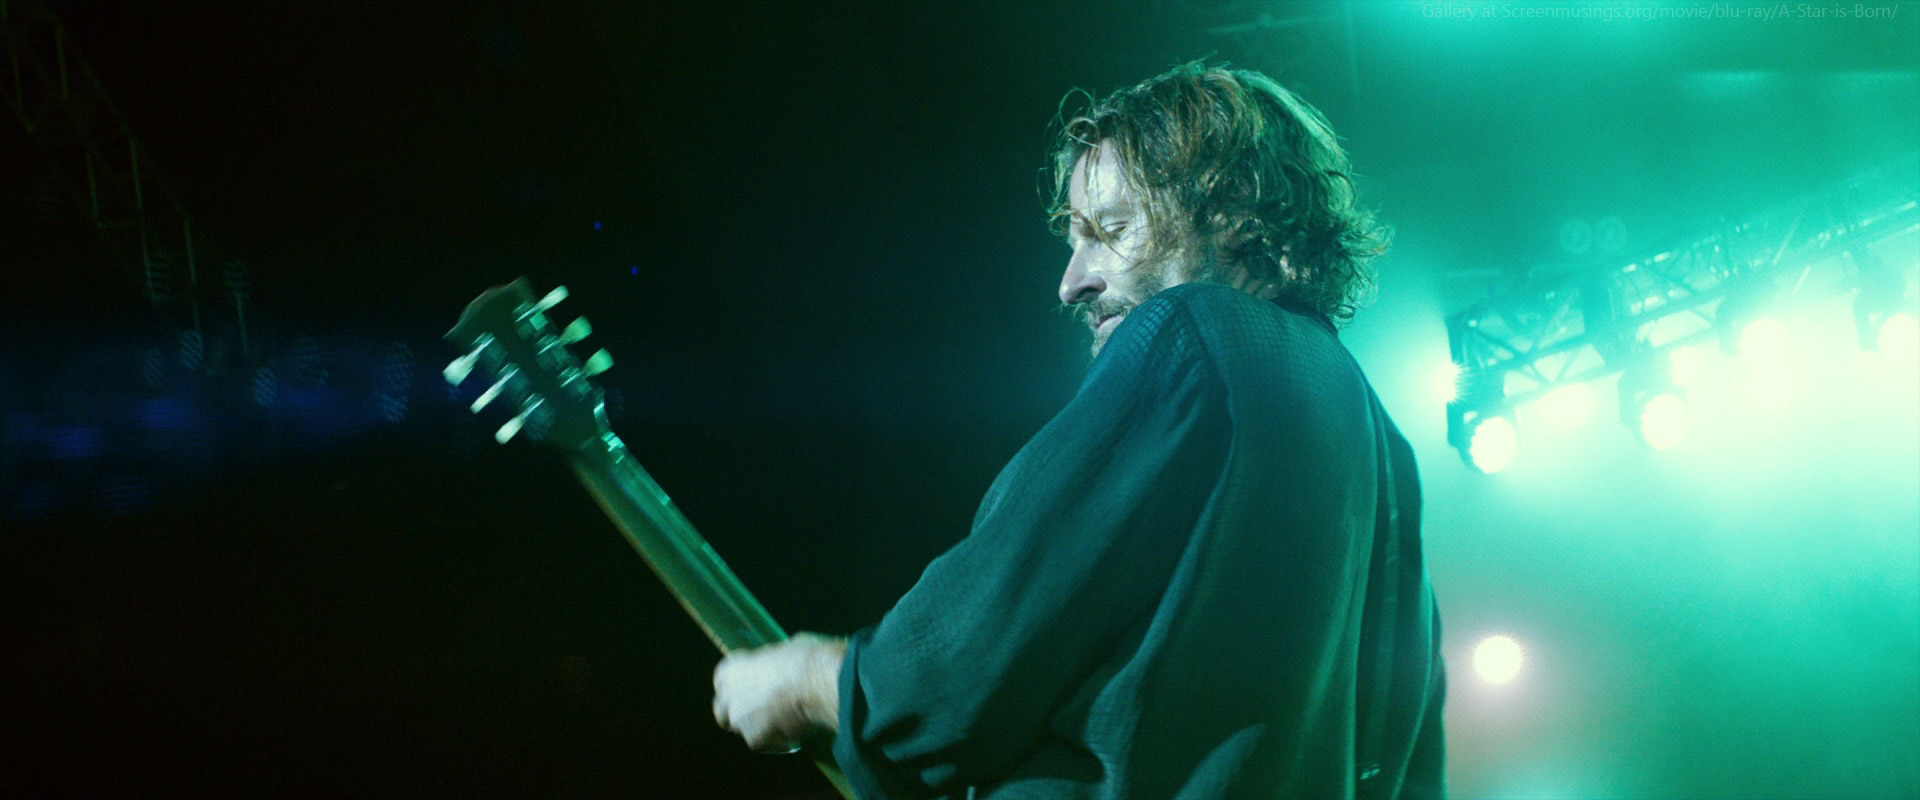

833,283,1445,800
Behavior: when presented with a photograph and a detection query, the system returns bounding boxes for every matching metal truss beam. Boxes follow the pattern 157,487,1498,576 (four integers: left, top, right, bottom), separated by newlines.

1446,152,1920,435
3,0,252,365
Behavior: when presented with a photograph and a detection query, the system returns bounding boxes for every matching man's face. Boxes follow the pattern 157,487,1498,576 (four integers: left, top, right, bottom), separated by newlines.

1060,142,1253,357
1061,142,1178,357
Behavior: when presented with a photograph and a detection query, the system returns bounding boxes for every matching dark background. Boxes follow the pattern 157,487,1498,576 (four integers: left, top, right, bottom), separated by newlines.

2,2,1917,797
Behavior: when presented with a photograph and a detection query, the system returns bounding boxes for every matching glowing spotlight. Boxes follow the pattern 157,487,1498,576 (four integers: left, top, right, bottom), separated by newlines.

1473,635,1524,685
1466,415,1518,474
1621,357,1690,451
1851,248,1913,372
1878,311,1918,372
1436,361,1462,405
1637,391,1689,451
1447,367,1514,473
1533,383,1595,427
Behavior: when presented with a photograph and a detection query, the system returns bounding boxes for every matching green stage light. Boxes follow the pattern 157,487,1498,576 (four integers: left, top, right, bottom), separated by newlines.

1850,248,1916,373
1638,391,1689,451
1620,355,1690,451
1447,366,1518,474
1467,415,1518,474
1876,311,1918,372
1473,635,1524,685
1437,360,1462,405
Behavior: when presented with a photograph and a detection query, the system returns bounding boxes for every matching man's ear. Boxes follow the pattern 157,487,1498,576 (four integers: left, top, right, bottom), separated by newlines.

1210,216,1265,262
1276,242,1298,282
1224,262,1284,301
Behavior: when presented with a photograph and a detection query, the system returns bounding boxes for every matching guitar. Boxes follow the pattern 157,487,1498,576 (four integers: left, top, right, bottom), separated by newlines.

444,278,854,799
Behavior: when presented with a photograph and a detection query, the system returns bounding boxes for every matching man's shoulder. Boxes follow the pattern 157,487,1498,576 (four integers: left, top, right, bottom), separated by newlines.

1142,281,1256,315
1133,283,1340,361
1118,282,1363,409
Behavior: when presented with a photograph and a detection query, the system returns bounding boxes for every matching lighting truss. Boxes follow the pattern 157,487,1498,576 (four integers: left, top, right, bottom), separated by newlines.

2,0,254,364
1446,152,1920,449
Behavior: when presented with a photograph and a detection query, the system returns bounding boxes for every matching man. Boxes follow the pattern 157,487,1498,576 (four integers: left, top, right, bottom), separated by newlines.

712,62,1445,800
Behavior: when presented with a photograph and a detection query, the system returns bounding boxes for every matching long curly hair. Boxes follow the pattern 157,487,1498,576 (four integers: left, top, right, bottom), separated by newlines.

1048,61,1390,324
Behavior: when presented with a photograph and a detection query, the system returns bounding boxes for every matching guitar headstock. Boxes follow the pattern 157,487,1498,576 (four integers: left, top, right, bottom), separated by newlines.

444,277,614,451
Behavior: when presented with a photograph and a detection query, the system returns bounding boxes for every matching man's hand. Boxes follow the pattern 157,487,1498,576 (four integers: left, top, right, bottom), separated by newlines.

711,632,847,752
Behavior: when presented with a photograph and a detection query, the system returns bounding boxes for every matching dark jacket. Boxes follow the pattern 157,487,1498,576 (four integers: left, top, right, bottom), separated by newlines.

834,283,1446,799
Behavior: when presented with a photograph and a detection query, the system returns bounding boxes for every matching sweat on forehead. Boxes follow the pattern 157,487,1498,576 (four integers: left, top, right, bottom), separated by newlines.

1069,142,1137,218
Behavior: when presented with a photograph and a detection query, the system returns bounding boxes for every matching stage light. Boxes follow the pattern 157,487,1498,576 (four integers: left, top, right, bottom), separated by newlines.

1437,361,1462,405
1594,215,1628,254
1620,357,1688,451
1716,281,1779,356
1473,635,1524,685
1851,248,1915,372
1558,218,1593,255
1466,415,1518,474
1637,391,1689,451
1878,311,1919,372
1448,367,1517,473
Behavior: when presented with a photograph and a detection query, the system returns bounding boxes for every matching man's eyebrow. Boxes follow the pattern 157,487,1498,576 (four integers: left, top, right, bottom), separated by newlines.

1075,201,1135,225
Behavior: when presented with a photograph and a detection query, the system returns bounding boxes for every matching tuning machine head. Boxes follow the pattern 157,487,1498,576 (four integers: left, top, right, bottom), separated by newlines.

446,277,615,452
444,334,495,386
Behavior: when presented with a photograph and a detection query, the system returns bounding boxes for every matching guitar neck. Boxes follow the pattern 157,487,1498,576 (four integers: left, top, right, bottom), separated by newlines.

567,433,856,799
566,433,786,653
445,277,850,797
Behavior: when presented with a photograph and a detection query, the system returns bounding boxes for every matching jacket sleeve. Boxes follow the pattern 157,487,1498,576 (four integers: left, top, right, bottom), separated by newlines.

1398,601,1448,800
832,294,1232,798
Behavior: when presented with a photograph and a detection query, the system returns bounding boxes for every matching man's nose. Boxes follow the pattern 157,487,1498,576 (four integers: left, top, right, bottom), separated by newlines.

1059,251,1107,306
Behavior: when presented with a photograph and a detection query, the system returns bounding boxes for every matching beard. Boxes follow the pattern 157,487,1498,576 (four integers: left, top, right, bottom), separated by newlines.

1083,252,1238,358
1083,293,1138,359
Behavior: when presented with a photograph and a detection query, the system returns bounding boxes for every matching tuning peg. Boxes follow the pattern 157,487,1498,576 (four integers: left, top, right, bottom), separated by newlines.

495,398,552,444
559,316,592,344
532,285,569,313
443,339,489,385
495,413,525,444
444,356,475,386
471,370,515,413
582,349,614,376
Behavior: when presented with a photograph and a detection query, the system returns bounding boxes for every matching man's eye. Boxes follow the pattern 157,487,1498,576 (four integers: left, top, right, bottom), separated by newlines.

1103,223,1128,236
